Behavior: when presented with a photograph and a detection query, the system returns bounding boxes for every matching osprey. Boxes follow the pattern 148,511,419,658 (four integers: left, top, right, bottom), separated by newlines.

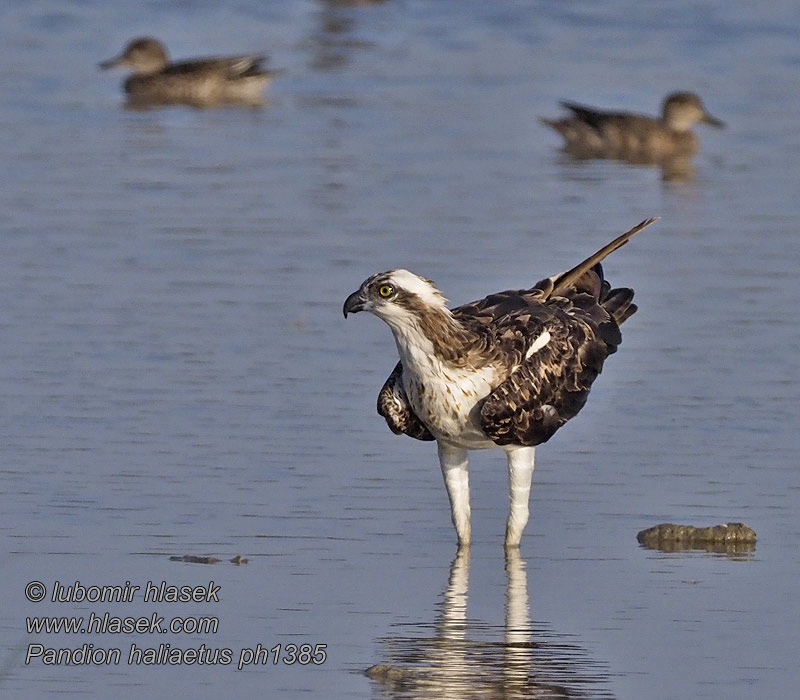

343,218,656,547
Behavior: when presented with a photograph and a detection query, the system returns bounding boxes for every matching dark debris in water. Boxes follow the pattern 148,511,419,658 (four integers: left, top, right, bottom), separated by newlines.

637,522,756,554
168,555,249,565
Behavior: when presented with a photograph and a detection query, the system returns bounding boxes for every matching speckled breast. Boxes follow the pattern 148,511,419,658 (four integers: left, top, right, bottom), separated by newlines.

402,366,497,449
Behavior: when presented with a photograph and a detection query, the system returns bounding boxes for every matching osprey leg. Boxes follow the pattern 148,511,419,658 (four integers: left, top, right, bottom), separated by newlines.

504,446,535,546
437,442,471,546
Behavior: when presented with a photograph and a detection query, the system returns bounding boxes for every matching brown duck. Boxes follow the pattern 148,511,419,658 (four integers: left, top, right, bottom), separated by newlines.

100,37,279,107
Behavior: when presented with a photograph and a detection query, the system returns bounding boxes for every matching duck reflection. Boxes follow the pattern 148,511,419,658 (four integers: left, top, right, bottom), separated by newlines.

308,1,383,73
366,549,614,699
557,150,697,184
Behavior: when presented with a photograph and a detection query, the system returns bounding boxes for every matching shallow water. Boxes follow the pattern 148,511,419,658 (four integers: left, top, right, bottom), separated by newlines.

1,1,799,699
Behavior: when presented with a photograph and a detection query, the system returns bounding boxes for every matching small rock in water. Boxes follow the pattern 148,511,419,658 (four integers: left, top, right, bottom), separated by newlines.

365,664,413,681
637,522,756,552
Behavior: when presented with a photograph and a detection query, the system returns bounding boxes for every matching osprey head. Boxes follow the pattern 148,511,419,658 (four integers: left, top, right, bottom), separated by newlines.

343,269,448,322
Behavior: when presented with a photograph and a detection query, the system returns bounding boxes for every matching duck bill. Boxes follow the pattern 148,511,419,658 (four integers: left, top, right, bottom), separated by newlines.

98,56,122,70
343,290,366,318
702,112,725,128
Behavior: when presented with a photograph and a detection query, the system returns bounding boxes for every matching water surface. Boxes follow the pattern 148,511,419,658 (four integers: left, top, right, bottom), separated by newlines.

1,1,799,699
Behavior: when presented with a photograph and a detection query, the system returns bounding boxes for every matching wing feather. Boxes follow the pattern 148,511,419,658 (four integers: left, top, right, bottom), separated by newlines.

559,101,625,130
377,362,435,441
478,296,614,446
166,54,267,78
473,250,644,446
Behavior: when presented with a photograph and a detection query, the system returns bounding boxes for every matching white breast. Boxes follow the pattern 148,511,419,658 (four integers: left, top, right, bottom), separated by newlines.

403,361,497,449
386,307,498,449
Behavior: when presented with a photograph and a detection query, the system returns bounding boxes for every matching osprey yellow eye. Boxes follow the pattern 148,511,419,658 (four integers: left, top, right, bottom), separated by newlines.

378,284,394,298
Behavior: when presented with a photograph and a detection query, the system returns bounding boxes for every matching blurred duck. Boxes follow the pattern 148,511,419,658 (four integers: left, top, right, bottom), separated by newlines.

100,37,279,107
541,92,724,163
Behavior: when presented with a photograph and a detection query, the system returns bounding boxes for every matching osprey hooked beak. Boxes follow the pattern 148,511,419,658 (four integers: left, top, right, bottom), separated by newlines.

343,288,367,318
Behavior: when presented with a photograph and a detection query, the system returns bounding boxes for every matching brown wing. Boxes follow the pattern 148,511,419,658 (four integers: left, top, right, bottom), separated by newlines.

477,298,616,446
166,54,268,78
377,362,435,441
559,101,631,130
476,261,636,447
